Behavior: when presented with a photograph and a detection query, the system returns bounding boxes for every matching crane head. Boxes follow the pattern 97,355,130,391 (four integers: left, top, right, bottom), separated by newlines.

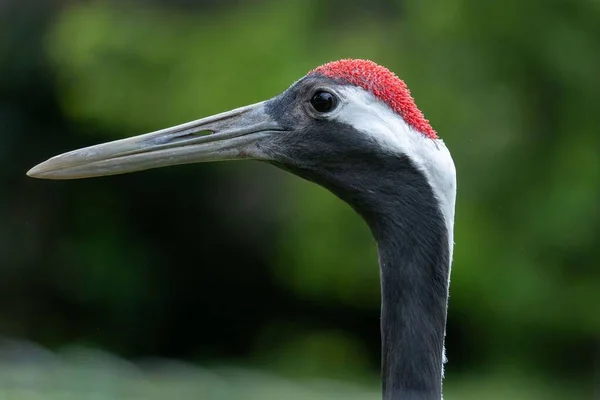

27,59,454,216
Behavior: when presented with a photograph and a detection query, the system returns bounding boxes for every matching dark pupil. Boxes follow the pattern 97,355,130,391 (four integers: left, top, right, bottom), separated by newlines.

311,91,336,113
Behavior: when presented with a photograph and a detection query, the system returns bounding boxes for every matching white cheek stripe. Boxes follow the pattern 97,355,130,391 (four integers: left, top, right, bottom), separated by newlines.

333,86,457,267
334,86,457,389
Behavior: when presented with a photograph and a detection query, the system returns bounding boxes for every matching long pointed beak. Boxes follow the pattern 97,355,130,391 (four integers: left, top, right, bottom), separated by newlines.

27,101,283,179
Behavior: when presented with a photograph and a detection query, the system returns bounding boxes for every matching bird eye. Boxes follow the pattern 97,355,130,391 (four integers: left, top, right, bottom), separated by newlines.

310,91,337,113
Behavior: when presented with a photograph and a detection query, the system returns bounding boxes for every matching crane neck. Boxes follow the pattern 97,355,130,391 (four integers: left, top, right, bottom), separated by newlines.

374,213,450,400
359,163,451,400
339,156,452,400
273,150,453,400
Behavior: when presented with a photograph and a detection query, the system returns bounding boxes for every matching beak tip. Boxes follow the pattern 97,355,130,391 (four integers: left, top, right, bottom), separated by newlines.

26,166,40,178
27,162,52,179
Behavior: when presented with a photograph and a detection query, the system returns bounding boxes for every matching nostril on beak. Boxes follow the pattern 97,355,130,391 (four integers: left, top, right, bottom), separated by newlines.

148,129,214,146
193,129,214,137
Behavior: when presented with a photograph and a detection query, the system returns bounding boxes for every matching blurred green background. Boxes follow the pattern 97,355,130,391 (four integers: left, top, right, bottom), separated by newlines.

1,0,599,398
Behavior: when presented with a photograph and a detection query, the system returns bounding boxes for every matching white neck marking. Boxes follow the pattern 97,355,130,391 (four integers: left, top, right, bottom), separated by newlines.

333,86,456,261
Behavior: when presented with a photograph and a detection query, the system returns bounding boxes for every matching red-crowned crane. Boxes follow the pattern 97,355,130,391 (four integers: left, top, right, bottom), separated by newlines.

28,59,457,400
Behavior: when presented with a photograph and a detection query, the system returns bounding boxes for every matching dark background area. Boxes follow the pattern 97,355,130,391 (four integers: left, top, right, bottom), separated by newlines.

0,0,598,398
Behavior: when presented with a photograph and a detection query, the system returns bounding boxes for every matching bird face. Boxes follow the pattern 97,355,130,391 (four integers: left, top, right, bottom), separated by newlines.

27,59,455,221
